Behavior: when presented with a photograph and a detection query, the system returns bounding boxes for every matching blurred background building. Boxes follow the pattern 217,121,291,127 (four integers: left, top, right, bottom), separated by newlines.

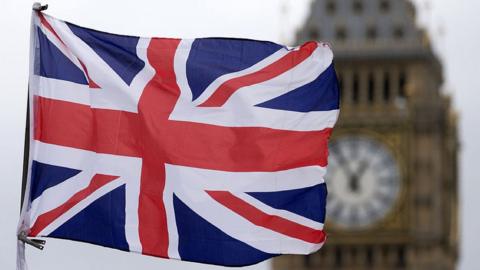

273,0,459,269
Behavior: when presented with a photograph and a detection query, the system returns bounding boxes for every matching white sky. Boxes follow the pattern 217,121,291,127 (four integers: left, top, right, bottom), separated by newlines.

0,0,478,269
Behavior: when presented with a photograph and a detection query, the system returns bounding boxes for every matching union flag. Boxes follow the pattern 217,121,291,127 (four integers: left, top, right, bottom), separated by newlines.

18,11,339,267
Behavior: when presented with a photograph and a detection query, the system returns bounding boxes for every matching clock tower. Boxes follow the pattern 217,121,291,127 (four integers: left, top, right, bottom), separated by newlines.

272,0,459,269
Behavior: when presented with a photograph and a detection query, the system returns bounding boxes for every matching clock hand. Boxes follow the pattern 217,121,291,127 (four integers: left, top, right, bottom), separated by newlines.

349,174,360,192
334,148,356,179
356,160,370,179
332,146,364,193
348,160,369,193
334,150,362,192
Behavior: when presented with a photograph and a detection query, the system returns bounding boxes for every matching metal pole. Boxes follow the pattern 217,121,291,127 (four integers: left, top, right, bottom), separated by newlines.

17,3,48,251
32,2,48,11
20,95,29,211
21,2,47,210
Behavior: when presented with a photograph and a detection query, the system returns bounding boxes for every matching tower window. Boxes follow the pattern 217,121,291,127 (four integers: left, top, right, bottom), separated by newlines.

353,0,364,14
366,246,374,266
366,26,378,40
353,72,360,103
393,26,405,39
304,254,311,267
335,247,343,267
382,245,390,262
336,26,347,40
383,72,391,102
399,71,407,98
351,247,358,261
326,1,336,15
368,72,375,103
397,246,406,268
380,0,391,13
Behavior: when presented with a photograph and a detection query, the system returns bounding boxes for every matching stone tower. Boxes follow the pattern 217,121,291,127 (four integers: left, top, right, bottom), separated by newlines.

272,0,459,269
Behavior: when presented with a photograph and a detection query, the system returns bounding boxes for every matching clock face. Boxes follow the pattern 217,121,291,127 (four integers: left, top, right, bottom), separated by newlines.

326,136,401,229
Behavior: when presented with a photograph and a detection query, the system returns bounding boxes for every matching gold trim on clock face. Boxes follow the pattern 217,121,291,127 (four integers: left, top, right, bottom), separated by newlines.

326,135,401,230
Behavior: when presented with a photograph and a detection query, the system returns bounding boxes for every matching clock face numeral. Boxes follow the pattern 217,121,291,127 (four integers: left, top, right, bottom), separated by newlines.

326,136,401,229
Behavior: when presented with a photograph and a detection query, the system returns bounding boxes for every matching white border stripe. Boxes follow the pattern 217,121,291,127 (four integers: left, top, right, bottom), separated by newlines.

165,164,325,192
164,166,180,259
33,75,91,105
31,141,142,177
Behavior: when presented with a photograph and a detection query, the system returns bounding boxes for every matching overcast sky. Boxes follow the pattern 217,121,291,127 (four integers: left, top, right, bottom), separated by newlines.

0,1,478,269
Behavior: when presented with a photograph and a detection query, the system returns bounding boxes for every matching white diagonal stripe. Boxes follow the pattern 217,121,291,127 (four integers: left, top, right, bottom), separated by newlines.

164,163,326,256
171,40,338,131
192,48,289,106
232,192,324,231
174,187,324,255
28,170,95,230
30,141,142,251
224,44,333,107
43,14,153,113
37,178,125,236
36,23,86,76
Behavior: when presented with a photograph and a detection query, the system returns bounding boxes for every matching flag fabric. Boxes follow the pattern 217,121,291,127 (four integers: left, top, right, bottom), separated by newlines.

18,11,340,267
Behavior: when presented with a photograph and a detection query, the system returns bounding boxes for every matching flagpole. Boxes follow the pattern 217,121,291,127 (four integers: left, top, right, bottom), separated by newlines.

17,5,50,265
19,0,48,225
20,96,29,211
